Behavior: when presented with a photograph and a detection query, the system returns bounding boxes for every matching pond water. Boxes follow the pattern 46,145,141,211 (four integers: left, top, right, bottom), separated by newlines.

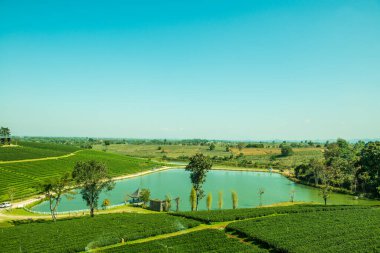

32,168,377,212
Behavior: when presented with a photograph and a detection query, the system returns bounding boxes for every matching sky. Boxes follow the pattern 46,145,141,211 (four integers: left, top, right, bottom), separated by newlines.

1,0,380,140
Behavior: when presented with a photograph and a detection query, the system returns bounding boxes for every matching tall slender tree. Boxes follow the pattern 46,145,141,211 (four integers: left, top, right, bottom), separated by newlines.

185,154,212,211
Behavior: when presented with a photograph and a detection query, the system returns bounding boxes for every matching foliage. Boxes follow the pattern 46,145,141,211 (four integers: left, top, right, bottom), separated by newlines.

206,192,212,211
231,191,238,209
72,160,115,217
226,208,380,253
185,153,212,210
280,145,294,156
209,143,215,151
190,187,197,211
171,205,373,223
258,188,265,206
359,141,380,196
218,191,223,209
103,229,267,253
140,188,151,206
0,213,200,253
101,198,111,209
40,173,72,221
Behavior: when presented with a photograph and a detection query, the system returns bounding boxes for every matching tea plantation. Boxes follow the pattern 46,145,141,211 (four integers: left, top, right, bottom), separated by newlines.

0,213,199,252
171,204,373,223
102,229,268,253
0,142,80,161
0,150,160,201
227,207,380,252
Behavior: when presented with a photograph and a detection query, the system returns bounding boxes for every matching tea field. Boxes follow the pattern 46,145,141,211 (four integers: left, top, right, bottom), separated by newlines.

0,141,80,161
171,204,373,223
0,150,160,201
0,213,199,253
102,229,268,253
227,207,380,252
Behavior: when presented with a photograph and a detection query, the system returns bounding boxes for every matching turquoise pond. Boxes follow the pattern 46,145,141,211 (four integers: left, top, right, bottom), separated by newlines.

32,168,377,212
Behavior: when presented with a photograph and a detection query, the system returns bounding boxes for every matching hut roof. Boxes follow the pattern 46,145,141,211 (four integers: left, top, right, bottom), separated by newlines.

128,188,142,198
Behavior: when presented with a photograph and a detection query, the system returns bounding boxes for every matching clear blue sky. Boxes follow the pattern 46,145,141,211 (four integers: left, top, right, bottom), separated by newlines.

1,0,379,140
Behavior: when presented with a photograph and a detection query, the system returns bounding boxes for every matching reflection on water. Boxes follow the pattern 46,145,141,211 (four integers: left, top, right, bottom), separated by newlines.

32,168,378,212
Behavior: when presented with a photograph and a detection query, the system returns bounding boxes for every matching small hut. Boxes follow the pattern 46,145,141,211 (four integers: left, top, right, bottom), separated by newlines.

128,188,143,205
149,199,167,212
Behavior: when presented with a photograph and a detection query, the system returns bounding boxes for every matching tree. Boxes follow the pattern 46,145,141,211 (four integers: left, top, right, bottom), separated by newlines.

165,194,172,211
175,197,180,212
190,187,197,211
309,158,324,185
7,187,16,209
225,145,230,152
185,154,212,210
237,143,245,151
140,188,151,207
209,143,216,151
218,191,223,209
231,191,238,209
40,173,71,221
281,145,294,156
206,193,212,211
101,199,110,209
72,160,114,217
359,142,380,196
0,127,11,145
290,190,296,202
319,167,333,205
320,184,331,206
258,188,265,206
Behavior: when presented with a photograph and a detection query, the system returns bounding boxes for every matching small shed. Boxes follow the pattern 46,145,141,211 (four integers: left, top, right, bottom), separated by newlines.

149,199,167,212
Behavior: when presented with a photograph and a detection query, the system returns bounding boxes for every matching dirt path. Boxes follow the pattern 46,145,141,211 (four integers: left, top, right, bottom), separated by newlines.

0,150,83,164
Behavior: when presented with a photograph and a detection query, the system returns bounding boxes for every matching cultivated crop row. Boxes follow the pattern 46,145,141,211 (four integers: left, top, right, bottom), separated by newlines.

171,204,374,223
103,229,268,253
226,208,380,252
0,141,80,161
0,150,160,201
0,213,199,253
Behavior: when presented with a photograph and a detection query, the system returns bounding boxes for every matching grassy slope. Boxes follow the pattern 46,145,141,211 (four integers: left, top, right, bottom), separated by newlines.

0,141,80,161
0,213,199,253
227,208,380,252
0,150,160,201
94,144,323,168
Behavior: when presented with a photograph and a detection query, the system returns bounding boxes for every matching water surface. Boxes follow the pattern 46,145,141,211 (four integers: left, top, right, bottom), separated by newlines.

32,169,377,212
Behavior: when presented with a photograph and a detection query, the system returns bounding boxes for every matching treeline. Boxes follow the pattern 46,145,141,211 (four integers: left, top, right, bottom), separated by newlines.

295,139,380,198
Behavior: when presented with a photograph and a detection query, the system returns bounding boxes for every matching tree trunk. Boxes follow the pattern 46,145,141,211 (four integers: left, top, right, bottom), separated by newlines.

324,197,327,206
90,207,95,217
195,197,199,211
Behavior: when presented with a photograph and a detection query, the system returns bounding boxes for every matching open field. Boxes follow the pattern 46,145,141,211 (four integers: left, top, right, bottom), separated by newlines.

93,144,324,169
0,213,199,253
102,229,267,253
227,208,380,252
0,142,80,161
0,150,160,201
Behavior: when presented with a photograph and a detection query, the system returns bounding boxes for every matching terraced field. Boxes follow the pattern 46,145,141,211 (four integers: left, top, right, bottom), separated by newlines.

0,150,160,201
0,213,199,253
0,142,80,161
227,208,380,252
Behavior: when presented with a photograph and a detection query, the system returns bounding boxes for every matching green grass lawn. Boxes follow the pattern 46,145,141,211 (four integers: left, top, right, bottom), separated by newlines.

94,144,323,169
226,207,380,252
0,150,161,201
0,213,200,253
102,229,268,253
0,141,80,161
